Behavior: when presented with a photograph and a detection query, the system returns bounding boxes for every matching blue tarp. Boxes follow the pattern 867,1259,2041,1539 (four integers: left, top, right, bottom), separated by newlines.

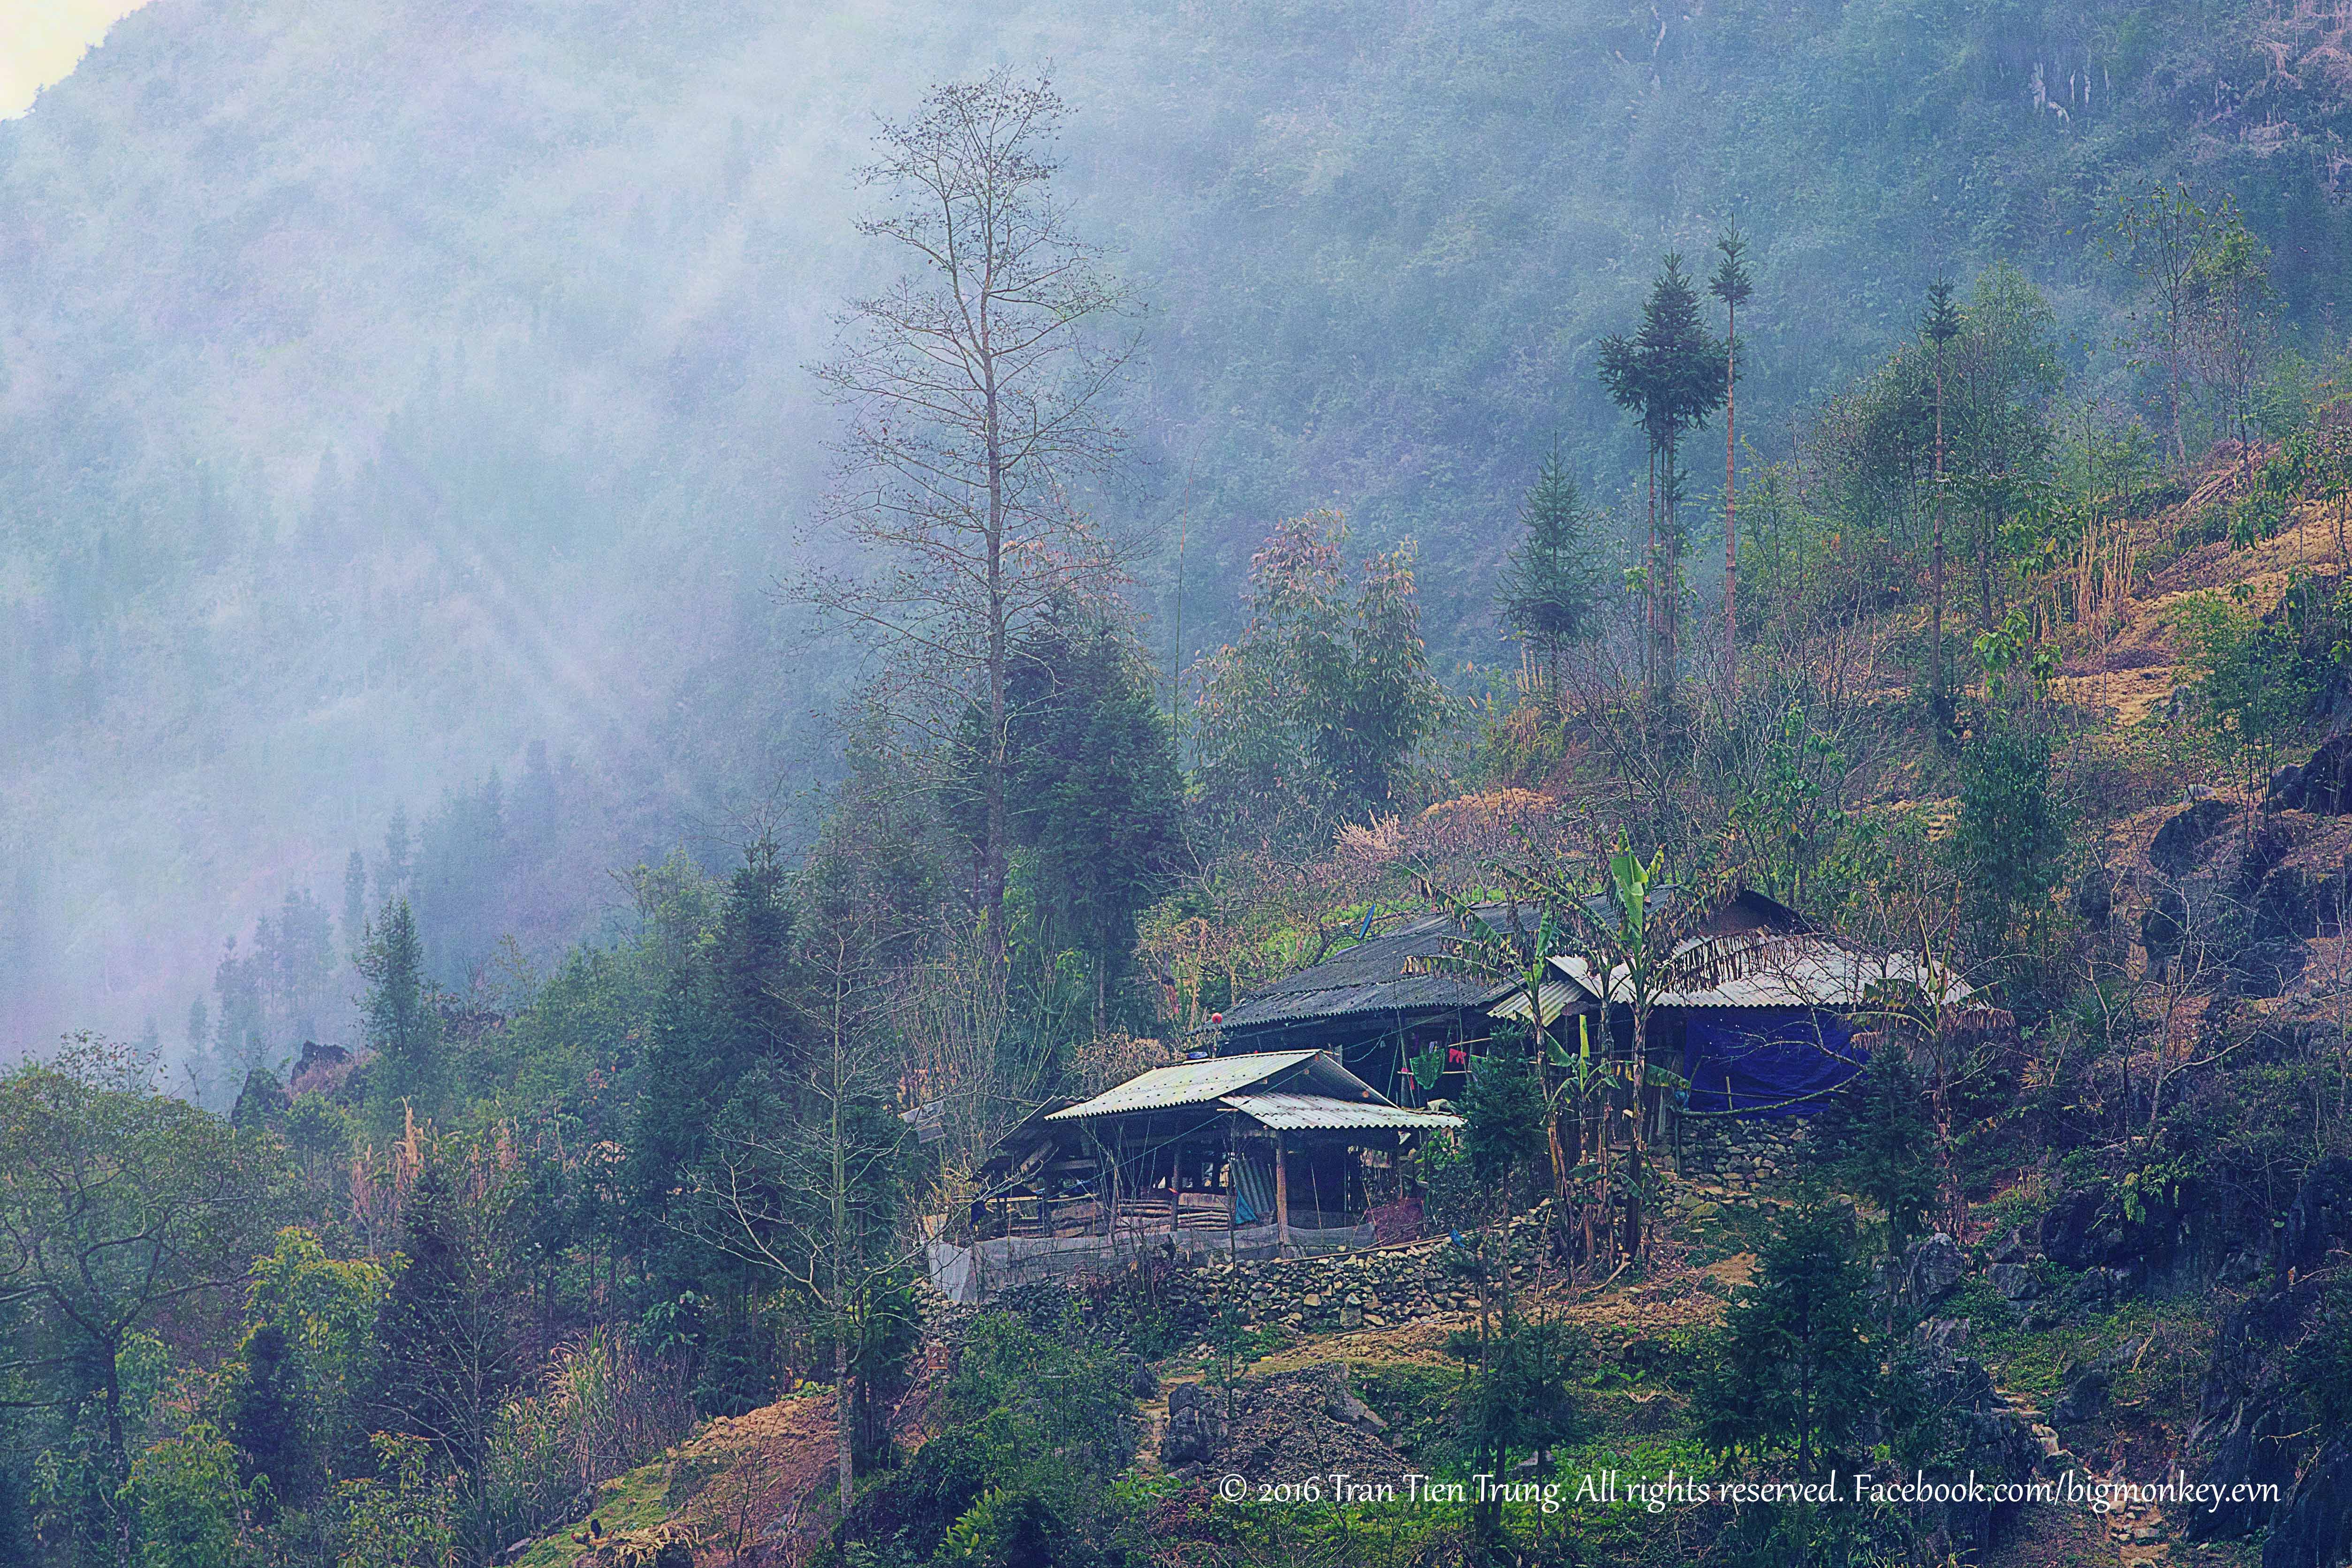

1681,1008,1866,1118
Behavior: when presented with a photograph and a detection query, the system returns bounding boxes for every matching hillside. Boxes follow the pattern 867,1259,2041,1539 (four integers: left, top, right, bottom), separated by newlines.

9,0,2352,1058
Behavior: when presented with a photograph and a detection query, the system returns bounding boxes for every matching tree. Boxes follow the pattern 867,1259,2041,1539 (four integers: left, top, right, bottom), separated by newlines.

688,927,915,1509
1692,1195,1878,1477
1497,445,1601,704
950,601,1184,1027
357,900,440,1129
371,1148,527,1562
1951,712,2065,952
1948,266,2062,628
1599,254,1728,714
1813,1043,1937,1262
1191,511,1444,849
342,849,369,965
2188,204,2273,494
1710,224,1755,686
1923,279,1961,726
801,71,1137,964
0,1036,280,1568
2115,182,2215,465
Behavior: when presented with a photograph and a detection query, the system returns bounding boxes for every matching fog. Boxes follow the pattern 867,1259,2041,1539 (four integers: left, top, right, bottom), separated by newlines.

3,0,2346,1078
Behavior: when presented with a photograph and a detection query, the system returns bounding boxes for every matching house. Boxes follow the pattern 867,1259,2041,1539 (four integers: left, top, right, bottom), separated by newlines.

1208,902,1546,1100
920,1049,1462,1304
1497,925,1970,1122
1215,887,1965,1126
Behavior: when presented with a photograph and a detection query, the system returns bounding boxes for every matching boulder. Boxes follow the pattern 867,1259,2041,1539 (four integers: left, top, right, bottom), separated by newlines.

1988,1262,2038,1301
2262,1438,2352,1568
2051,1367,2111,1425
1907,1318,2045,1556
1903,1233,1965,1309
1161,1380,1230,1466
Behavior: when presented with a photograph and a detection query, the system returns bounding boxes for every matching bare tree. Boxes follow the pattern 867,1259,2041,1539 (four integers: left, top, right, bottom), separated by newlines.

799,71,1138,962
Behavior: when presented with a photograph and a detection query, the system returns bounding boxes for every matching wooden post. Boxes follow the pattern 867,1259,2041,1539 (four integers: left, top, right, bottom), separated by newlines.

1226,1117,1238,1260
1104,1129,1119,1240
1275,1135,1292,1249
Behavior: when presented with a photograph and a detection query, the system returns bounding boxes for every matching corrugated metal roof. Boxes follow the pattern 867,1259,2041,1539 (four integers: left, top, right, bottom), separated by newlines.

1044,1050,1323,1120
1536,937,1972,1011
1215,904,1534,1029
1487,977,1589,1026
1221,1091,1465,1132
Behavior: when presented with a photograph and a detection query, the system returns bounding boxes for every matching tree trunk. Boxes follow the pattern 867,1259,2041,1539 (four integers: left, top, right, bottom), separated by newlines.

982,344,1010,967
1723,300,1738,688
104,1337,131,1568
1930,347,1947,720
835,1335,855,1510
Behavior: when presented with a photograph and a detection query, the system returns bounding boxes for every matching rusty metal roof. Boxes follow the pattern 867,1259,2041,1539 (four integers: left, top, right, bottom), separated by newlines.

1220,1092,1464,1132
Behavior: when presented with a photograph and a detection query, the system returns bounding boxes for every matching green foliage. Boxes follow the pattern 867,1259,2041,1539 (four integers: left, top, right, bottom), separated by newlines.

1191,511,1446,848
1498,445,1601,696
1812,1044,1938,1256
128,1424,251,1568
1691,1196,1879,1477
953,600,1184,1016
840,1310,1137,1565
234,1228,390,1506
1950,711,2066,950
2177,585,2332,760
1446,1305,1593,1474
358,900,443,1129
0,1034,283,1509
333,1434,456,1568
1459,1051,1546,1185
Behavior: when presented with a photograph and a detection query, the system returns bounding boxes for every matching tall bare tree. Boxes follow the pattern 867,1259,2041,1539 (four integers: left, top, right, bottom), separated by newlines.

801,71,1137,961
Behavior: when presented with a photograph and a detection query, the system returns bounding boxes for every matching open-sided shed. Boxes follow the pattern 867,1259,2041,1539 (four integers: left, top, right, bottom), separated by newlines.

923,1050,1461,1303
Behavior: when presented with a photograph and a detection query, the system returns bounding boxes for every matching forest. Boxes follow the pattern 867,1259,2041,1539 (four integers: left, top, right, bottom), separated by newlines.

9,3,2352,1568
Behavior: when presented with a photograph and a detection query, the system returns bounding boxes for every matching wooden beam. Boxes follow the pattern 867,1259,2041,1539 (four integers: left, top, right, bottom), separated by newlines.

1275,1134,1291,1248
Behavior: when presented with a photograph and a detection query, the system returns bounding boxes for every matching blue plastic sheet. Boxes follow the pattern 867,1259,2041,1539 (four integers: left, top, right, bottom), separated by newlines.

1680,1008,1866,1118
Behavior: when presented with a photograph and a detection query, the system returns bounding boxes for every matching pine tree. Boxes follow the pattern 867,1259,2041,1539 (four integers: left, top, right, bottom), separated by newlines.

342,849,368,963
1709,225,1755,684
377,807,413,905
1498,445,1599,705
1692,1195,1878,1476
1922,279,1961,728
1599,255,1729,715
357,899,440,1127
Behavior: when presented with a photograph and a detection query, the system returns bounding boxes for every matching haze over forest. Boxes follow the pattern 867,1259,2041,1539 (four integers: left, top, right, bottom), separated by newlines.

5,0,2349,1070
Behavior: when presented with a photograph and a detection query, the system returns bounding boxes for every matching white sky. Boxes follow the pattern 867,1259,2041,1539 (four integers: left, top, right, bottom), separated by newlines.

1,0,151,118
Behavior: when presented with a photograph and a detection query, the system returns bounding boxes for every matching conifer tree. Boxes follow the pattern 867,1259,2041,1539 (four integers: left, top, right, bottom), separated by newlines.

1692,1195,1877,1477
1923,279,1961,727
1599,255,1728,715
357,899,439,1127
1710,225,1754,684
1498,445,1599,704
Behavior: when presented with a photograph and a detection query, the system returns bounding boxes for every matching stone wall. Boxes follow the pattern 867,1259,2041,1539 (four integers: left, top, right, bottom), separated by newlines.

967,1205,1566,1339
1671,1112,1812,1186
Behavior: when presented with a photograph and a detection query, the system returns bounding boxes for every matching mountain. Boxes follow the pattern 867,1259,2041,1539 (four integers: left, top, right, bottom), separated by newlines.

4,0,2349,1055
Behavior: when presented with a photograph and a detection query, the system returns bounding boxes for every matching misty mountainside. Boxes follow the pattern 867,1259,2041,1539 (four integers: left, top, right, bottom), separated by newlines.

4,0,2350,1060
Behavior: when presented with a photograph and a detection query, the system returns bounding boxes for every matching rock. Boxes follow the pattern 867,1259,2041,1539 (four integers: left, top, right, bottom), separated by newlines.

2150,797,2238,875
2285,732,2352,815
1906,1318,2042,1556
2051,1368,2111,1424
1988,1262,2037,1301
1903,1233,1966,1309
2261,1437,2352,1568
1162,1380,1231,1466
